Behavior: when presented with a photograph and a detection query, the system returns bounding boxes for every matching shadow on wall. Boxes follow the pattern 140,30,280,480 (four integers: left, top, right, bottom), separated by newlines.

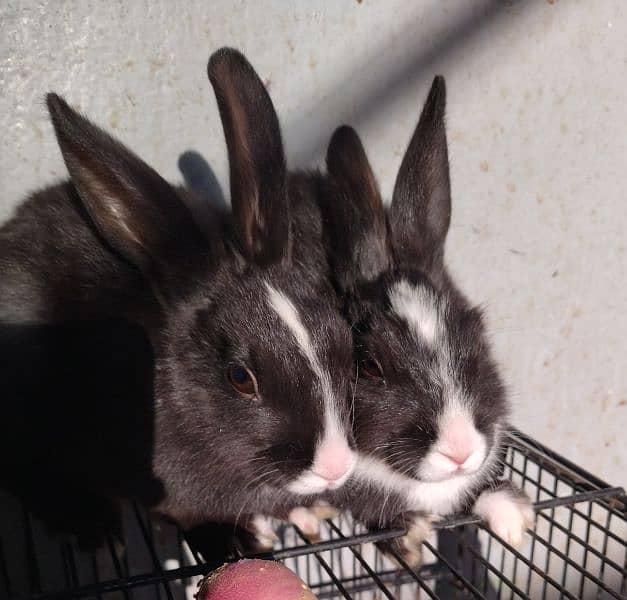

284,0,540,167
179,150,227,212
178,0,541,205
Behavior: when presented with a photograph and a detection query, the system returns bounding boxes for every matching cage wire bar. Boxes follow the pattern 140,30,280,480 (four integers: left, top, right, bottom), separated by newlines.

0,430,625,600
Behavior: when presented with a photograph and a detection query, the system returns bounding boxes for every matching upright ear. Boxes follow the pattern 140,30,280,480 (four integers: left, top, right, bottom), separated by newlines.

323,126,391,293
389,76,451,276
46,94,208,304
207,48,289,266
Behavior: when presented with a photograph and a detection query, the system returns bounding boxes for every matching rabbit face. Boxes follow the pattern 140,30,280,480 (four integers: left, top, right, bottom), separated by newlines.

347,271,506,487
159,263,356,498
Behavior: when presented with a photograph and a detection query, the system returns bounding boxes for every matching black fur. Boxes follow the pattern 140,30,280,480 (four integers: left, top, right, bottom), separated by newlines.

0,49,353,548
0,320,162,547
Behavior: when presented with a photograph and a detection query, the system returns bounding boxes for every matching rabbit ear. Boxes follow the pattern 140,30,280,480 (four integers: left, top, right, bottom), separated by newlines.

208,48,289,266
324,126,391,292
389,76,451,276
47,94,208,304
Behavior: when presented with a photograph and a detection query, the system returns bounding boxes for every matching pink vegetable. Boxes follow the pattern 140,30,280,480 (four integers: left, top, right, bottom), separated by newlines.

196,559,317,600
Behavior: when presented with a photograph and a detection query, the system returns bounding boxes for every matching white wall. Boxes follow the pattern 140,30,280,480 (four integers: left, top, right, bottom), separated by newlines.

1,1,625,489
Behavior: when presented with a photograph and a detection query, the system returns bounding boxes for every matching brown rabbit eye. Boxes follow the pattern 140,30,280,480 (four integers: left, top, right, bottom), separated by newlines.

227,365,256,397
360,357,384,381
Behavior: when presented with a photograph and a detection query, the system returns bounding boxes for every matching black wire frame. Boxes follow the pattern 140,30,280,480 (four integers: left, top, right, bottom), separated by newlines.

1,430,625,600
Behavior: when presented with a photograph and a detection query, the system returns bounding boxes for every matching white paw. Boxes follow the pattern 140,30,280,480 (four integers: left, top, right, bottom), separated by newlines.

249,514,279,550
388,513,433,568
288,507,321,539
405,513,434,545
309,500,340,521
473,488,535,548
397,535,423,567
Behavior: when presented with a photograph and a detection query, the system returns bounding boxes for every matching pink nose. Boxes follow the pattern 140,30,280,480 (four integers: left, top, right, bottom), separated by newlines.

313,463,349,482
440,448,472,466
312,440,354,482
438,415,480,467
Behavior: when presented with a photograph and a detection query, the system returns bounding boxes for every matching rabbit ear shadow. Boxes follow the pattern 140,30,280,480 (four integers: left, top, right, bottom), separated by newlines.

178,150,227,212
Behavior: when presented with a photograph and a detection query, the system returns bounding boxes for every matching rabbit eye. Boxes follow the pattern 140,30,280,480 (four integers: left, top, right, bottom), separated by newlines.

360,357,384,381
227,364,257,397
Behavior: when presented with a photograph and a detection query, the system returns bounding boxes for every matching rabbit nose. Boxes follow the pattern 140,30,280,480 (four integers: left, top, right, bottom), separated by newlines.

438,415,481,468
312,439,355,482
440,448,472,466
313,461,350,482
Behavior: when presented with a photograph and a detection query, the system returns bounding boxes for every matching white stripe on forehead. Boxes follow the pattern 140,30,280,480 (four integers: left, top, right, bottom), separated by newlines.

264,282,344,439
388,279,442,344
265,282,316,366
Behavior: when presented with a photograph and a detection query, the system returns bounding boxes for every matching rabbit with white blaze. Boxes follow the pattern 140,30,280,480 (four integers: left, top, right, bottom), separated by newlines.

318,76,534,565
0,48,356,555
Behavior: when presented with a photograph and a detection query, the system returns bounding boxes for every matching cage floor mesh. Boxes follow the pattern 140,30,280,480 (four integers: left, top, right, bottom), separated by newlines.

1,430,625,600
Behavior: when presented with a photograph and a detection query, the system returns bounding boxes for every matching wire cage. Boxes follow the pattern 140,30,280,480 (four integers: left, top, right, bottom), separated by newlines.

1,430,625,600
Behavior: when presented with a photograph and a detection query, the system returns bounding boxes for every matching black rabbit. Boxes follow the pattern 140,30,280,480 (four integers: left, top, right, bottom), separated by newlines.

317,77,533,564
0,49,357,552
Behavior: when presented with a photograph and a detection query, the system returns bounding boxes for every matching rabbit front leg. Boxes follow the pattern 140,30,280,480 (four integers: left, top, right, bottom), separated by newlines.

473,481,535,547
373,511,434,568
244,499,343,549
287,500,342,541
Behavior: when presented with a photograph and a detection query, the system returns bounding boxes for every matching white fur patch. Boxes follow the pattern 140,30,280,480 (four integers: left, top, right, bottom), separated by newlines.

265,282,338,425
355,454,471,516
265,283,316,365
250,514,278,549
418,400,487,482
405,514,434,545
473,488,535,547
388,279,441,343
353,425,503,517
288,507,321,538
265,283,354,493
309,500,341,520
395,513,434,567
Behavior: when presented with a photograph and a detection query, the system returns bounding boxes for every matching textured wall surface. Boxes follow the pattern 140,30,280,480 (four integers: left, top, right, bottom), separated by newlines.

1,1,625,488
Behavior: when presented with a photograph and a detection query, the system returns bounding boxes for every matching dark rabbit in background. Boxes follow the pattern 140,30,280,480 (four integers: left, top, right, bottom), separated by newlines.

315,77,534,564
0,49,357,551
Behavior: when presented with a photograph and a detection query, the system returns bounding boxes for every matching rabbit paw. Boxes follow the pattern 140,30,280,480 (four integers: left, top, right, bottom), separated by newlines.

249,514,279,550
377,512,433,568
309,499,341,521
288,507,323,541
473,484,535,548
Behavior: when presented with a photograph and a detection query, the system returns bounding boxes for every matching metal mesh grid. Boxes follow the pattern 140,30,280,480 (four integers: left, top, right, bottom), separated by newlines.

1,430,625,600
